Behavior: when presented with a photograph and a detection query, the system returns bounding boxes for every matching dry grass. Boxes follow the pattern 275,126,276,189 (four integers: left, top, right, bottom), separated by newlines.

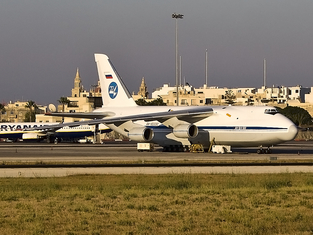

0,173,313,234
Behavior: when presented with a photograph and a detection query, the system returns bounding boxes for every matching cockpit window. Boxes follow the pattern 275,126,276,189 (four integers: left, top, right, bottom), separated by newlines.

264,108,278,115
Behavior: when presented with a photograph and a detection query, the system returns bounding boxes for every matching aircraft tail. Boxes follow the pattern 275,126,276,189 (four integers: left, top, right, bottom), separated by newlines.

95,54,137,107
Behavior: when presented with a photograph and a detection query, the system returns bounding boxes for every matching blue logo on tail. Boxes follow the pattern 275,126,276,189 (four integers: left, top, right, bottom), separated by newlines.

108,82,118,99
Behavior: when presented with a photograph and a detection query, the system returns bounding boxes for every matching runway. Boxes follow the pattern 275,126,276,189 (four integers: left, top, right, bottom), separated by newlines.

1,141,313,177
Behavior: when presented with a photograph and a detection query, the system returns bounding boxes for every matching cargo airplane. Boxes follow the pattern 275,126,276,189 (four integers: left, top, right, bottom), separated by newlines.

0,122,110,142
29,53,298,153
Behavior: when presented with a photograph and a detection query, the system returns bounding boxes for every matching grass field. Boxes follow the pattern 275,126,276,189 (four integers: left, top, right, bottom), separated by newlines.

1,173,313,234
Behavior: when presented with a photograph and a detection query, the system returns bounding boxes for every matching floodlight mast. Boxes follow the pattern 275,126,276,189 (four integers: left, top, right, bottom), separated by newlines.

172,13,183,106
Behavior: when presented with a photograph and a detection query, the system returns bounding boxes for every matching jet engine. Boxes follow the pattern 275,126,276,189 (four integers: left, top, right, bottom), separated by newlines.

128,127,154,142
173,124,198,138
22,132,45,141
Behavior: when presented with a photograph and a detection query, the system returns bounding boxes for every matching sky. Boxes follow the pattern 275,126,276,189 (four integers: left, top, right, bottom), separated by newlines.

1,0,313,106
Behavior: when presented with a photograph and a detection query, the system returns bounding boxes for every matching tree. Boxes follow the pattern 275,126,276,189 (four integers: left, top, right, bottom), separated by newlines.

24,112,36,123
25,100,38,122
225,90,236,105
0,103,6,122
149,98,166,106
0,103,5,114
135,98,148,106
135,98,166,106
276,106,312,127
58,97,70,112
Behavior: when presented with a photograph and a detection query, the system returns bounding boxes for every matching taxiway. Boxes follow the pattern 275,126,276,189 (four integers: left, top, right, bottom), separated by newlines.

0,141,313,177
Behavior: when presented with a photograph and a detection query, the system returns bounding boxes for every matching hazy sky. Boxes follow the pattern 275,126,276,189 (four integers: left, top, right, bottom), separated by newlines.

1,1,313,105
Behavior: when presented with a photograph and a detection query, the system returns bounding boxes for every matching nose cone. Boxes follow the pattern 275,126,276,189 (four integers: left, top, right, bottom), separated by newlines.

281,124,298,141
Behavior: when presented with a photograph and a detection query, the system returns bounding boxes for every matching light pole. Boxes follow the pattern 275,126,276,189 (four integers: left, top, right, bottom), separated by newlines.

172,13,183,106
205,49,208,86
263,59,267,88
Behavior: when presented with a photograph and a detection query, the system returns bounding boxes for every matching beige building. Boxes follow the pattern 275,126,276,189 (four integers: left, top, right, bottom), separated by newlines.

36,68,102,123
152,84,259,106
160,86,205,106
60,68,102,113
151,83,313,112
305,87,313,104
151,82,313,118
1,101,46,123
132,77,150,100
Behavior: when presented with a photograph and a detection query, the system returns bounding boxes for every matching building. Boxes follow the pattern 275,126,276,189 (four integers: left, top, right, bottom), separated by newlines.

256,85,310,105
152,84,258,106
305,87,313,104
152,83,312,107
0,101,46,123
132,77,149,100
155,85,205,106
36,68,102,123
60,68,102,113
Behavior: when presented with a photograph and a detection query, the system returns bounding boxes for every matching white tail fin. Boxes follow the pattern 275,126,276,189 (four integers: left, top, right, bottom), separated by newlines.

95,54,137,107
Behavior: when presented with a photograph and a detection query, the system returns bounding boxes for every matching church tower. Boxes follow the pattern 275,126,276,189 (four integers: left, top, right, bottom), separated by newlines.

71,68,83,97
138,77,149,98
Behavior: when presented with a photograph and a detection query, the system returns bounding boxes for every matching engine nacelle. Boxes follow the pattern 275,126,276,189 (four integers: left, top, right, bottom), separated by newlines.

22,132,44,141
128,127,154,142
173,124,198,138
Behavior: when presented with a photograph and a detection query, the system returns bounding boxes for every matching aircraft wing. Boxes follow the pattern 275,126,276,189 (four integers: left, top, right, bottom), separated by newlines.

26,107,213,131
45,111,115,119
126,106,214,124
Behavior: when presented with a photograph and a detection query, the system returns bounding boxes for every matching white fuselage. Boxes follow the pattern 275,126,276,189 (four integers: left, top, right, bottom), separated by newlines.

94,105,297,148
196,106,297,147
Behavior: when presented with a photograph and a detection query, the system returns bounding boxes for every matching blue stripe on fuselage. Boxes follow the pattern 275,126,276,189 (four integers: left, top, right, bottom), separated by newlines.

0,133,23,139
201,126,287,131
147,125,288,131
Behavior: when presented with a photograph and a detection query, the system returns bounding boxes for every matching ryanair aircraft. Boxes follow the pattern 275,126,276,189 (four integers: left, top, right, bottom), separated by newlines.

0,122,110,142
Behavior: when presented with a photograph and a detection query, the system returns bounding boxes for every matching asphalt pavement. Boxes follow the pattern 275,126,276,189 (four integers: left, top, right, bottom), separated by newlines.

1,141,313,177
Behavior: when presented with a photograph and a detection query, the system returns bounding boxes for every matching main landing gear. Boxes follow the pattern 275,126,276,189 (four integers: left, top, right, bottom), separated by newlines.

257,147,272,154
163,145,189,152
